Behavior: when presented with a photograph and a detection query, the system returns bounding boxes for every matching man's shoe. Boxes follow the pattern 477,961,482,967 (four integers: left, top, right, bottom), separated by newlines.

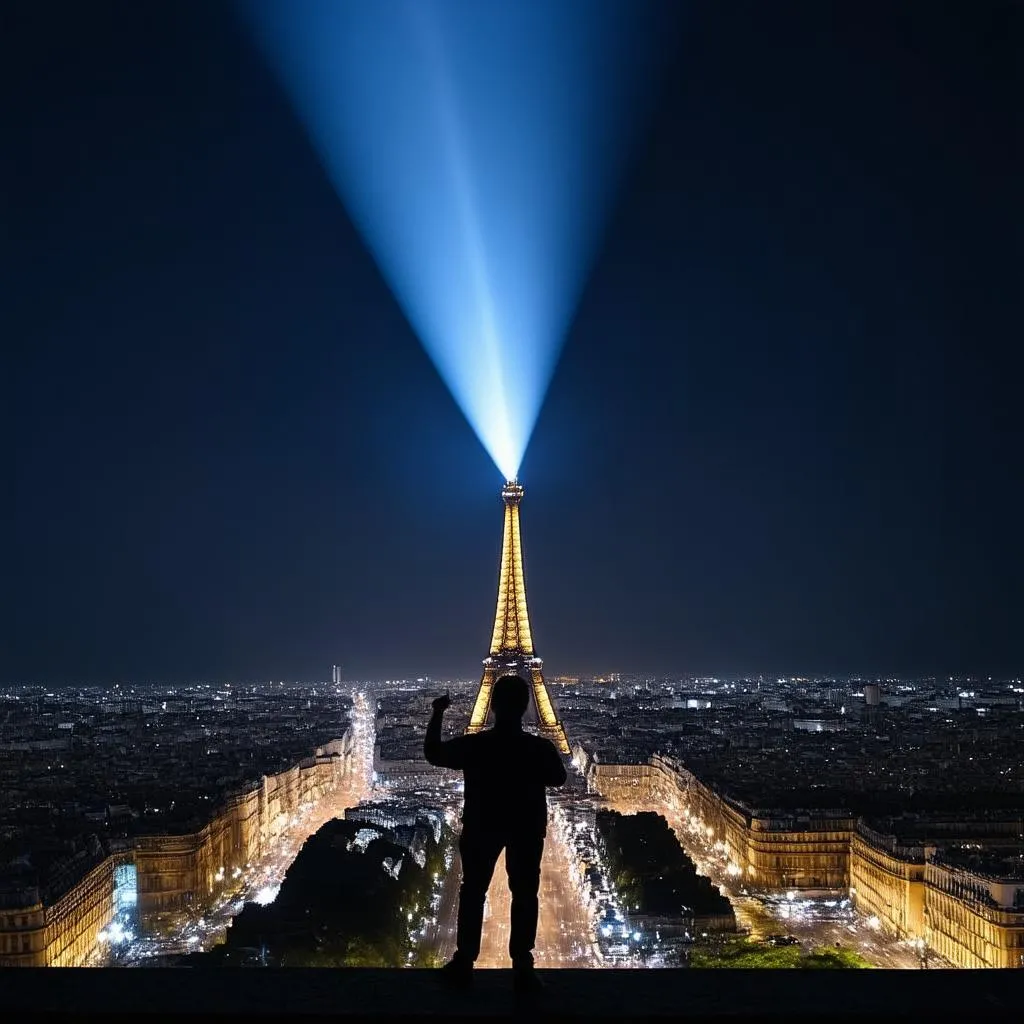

438,956,474,990
512,962,545,995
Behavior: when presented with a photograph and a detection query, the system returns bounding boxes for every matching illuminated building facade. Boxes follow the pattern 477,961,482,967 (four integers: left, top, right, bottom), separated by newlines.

135,745,351,932
0,736,356,962
0,852,129,967
586,753,804,884
467,480,569,752
588,752,1024,967
590,756,853,888
923,859,1024,968
848,825,927,939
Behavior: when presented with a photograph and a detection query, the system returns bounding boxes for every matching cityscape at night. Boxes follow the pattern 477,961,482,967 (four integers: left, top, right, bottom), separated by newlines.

3,0,1020,1014
2,667,1023,970
2,479,1022,973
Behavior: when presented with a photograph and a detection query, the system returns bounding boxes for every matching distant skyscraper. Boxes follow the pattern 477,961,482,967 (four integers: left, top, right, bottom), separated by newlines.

864,682,881,706
467,480,569,752
332,665,342,686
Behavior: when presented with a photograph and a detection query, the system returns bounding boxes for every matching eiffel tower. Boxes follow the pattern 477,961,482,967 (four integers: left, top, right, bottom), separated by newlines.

466,480,570,753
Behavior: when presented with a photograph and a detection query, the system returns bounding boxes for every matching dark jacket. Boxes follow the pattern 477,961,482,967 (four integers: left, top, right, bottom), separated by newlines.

424,725,567,836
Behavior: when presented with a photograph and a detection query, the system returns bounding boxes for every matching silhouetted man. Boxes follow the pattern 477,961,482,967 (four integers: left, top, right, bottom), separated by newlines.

424,674,567,991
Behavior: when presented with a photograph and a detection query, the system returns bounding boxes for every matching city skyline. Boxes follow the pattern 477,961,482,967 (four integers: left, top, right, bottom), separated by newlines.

5,1,1020,683
4,670,1023,969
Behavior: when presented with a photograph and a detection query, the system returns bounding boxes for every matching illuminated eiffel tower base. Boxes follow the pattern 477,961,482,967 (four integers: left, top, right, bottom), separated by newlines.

466,480,570,753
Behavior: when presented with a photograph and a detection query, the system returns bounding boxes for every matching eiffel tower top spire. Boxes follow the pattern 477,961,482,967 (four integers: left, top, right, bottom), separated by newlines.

489,479,534,657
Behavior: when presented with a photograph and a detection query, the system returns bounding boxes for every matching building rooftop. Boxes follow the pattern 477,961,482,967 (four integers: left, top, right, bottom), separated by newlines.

933,847,1024,881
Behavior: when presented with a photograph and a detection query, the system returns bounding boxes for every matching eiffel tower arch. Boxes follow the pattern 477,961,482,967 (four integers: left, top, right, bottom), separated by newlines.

466,480,570,753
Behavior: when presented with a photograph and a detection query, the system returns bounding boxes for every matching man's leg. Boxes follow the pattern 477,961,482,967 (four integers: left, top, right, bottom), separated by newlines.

454,830,503,965
504,833,544,968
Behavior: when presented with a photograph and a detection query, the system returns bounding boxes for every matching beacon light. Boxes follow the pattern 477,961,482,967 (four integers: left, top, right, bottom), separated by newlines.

240,0,677,478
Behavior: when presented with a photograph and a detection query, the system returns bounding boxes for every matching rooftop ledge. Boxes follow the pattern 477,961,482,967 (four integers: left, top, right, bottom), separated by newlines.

5,968,1019,1022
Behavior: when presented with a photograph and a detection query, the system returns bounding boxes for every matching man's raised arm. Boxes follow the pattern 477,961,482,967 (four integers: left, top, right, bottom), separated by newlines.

424,692,469,769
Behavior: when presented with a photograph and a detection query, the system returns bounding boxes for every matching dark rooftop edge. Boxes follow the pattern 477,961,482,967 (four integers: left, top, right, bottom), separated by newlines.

4,968,1017,1021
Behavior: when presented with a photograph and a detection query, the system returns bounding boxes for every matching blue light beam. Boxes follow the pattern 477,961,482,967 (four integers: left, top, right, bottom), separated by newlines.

242,0,675,479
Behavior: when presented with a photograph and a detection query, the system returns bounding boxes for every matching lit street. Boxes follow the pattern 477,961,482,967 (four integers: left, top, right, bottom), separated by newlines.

117,691,376,965
728,892,929,970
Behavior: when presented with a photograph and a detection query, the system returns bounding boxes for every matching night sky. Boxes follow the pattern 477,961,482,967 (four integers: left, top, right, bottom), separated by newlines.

4,1,1020,683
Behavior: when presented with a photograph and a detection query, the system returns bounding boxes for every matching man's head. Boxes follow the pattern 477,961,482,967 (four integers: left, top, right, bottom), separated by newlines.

491,674,530,725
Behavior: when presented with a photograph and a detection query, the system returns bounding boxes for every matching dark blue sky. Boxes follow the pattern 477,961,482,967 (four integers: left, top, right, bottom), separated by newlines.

4,1,1020,683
